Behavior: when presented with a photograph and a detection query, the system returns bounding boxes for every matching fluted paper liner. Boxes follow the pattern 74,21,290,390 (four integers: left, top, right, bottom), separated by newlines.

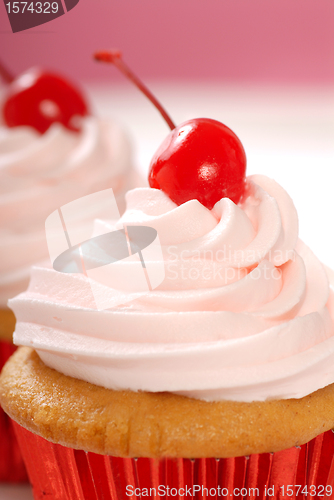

0,340,28,482
13,422,334,499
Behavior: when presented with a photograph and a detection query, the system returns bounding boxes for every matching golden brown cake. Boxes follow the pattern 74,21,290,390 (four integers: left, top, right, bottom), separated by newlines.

1,347,334,459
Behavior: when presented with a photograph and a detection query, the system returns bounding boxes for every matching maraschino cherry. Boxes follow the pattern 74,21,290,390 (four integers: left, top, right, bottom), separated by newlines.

95,50,246,209
0,60,89,134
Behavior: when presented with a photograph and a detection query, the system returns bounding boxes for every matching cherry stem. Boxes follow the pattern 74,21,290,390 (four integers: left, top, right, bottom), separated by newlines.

94,50,176,131
0,60,14,84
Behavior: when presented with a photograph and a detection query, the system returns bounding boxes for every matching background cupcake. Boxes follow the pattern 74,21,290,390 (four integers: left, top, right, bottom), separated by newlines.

0,60,139,334
0,61,139,483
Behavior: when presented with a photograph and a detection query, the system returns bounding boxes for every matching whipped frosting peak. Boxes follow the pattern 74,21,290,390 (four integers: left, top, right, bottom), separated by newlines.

10,175,334,402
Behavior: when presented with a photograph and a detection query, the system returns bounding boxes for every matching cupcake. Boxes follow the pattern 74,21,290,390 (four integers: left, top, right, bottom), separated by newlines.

0,61,137,336
0,61,138,482
1,54,334,498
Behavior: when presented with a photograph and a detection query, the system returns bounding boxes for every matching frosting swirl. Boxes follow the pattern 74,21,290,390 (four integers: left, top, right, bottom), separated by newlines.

10,175,334,402
0,118,136,306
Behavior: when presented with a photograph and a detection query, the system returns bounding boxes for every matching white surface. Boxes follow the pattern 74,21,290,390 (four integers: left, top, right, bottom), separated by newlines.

1,82,334,499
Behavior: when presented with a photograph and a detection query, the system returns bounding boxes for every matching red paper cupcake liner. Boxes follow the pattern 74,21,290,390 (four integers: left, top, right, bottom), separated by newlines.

0,340,28,482
13,421,334,499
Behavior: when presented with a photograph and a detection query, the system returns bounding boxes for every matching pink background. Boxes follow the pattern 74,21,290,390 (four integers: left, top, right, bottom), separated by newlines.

0,0,334,83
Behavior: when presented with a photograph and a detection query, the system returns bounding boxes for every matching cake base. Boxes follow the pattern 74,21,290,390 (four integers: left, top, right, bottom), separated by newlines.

1,347,334,458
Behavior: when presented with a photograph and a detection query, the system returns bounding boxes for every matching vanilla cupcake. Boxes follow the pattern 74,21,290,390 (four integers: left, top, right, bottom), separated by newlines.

1,173,334,498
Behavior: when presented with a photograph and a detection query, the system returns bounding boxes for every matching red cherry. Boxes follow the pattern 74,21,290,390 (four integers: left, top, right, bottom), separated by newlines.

148,118,246,209
1,65,89,134
94,50,247,209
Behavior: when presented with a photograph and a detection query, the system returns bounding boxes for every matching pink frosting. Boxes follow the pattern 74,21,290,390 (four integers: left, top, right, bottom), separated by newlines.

10,175,334,402
0,118,135,306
